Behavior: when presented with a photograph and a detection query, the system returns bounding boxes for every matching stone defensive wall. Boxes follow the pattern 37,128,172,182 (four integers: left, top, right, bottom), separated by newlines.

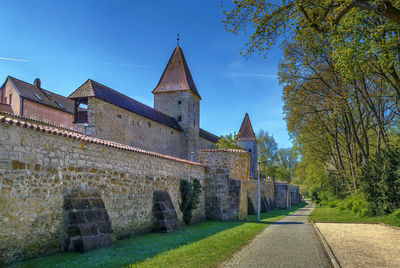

199,149,250,221
0,114,252,264
0,114,206,263
247,179,275,214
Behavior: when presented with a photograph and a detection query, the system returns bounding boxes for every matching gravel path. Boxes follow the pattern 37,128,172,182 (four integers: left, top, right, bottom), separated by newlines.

316,223,400,268
220,202,330,268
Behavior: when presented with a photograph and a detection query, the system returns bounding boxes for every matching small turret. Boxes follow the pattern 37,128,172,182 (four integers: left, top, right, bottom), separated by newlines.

237,113,258,177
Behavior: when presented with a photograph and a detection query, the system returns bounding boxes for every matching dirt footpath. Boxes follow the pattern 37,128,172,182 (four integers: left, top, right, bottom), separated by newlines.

315,223,400,268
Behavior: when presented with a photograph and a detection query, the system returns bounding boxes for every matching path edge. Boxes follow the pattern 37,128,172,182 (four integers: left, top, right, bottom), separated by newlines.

311,222,341,268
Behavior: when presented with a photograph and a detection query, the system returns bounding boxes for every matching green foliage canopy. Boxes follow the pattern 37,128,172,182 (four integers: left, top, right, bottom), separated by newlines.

216,132,243,149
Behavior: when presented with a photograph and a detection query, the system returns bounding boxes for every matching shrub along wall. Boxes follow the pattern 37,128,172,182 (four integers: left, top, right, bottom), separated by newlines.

0,117,206,264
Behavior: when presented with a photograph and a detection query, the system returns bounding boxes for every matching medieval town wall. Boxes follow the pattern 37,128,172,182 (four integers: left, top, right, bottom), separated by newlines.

154,91,200,161
199,136,217,150
247,179,275,211
236,140,258,178
199,149,249,220
86,97,184,159
0,119,206,263
275,182,291,209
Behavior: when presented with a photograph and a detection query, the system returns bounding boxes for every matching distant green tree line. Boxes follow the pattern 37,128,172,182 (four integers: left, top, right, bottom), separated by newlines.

217,130,298,182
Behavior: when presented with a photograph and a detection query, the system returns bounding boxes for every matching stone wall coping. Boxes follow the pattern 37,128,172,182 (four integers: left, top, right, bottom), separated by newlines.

249,177,274,183
0,111,76,132
200,148,248,154
0,114,205,167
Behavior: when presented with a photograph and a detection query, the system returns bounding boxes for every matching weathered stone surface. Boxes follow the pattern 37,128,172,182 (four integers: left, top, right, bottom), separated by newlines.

290,185,301,206
275,183,291,209
247,197,255,215
0,122,206,264
199,150,250,221
247,178,275,215
152,190,179,232
62,187,113,253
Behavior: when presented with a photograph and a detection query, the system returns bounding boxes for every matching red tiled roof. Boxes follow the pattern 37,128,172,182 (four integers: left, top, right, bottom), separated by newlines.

237,113,256,141
200,148,248,154
152,46,201,99
0,112,204,167
7,76,76,114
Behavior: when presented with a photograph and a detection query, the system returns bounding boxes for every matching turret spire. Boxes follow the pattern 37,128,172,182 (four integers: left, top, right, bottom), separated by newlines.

152,46,201,99
237,113,256,141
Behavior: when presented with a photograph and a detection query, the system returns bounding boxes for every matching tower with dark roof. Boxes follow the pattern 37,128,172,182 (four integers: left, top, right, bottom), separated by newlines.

152,45,201,161
237,113,258,177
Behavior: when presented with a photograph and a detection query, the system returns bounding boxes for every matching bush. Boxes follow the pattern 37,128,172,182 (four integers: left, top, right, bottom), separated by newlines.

335,194,367,216
327,200,340,208
360,148,400,216
179,178,202,225
393,208,400,218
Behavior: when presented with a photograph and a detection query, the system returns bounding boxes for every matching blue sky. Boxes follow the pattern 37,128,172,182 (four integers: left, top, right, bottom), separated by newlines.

0,0,292,148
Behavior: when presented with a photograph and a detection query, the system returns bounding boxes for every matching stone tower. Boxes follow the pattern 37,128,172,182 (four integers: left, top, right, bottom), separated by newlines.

153,45,201,161
237,113,258,178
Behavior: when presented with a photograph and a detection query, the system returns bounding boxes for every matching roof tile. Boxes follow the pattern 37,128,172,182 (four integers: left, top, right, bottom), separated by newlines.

152,46,201,99
237,113,256,141
0,112,204,167
7,76,75,114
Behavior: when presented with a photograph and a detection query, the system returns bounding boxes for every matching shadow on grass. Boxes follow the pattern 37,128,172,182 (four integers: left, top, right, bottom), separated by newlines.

13,202,307,268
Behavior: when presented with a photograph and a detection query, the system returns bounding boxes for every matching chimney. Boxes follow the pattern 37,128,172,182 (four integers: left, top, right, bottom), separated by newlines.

34,78,41,88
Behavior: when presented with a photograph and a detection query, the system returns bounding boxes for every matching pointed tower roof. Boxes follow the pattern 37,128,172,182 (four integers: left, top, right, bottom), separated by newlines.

237,113,257,141
152,46,201,99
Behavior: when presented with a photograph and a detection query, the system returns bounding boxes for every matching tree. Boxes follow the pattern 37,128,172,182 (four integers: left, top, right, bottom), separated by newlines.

276,148,298,182
223,1,400,100
216,132,243,149
222,0,400,206
223,1,400,55
257,130,278,177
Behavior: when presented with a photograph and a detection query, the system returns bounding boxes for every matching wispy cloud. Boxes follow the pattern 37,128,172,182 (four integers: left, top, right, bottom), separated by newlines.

0,56,28,62
0,55,277,78
0,55,161,69
27,56,161,69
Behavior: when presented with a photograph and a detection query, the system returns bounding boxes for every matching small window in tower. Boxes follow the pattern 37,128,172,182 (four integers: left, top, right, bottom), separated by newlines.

148,121,151,128
177,115,182,121
178,100,181,105
9,94,12,104
117,114,122,119
5,97,7,104
249,149,252,153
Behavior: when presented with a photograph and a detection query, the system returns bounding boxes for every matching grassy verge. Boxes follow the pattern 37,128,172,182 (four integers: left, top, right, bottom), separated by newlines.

14,203,306,268
309,205,400,227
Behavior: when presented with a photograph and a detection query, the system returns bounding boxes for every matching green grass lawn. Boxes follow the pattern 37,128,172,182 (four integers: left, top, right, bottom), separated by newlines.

309,205,400,227
13,203,306,268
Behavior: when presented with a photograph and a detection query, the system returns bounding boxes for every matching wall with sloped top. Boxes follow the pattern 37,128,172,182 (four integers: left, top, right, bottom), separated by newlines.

0,117,205,264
